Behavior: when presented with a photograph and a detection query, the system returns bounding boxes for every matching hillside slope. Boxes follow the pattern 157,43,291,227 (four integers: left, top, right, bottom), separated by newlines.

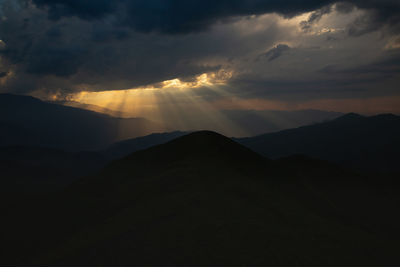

237,113,400,172
0,146,106,192
3,131,398,266
0,94,166,150
103,131,188,160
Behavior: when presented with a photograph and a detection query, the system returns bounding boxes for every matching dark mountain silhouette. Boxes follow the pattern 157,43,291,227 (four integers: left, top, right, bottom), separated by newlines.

237,113,400,172
0,94,167,151
0,146,106,192
219,109,342,136
149,108,342,137
3,131,398,267
103,131,189,160
0,132,188,192
51,100,131,118
0,121,40,146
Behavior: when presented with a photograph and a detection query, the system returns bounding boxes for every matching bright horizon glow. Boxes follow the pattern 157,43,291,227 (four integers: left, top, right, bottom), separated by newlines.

50,70,235,119
48,65,400,123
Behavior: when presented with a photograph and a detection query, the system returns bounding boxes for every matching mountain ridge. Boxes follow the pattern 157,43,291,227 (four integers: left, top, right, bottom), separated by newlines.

0,93,167,150
3,130,398,267
237,112,400,172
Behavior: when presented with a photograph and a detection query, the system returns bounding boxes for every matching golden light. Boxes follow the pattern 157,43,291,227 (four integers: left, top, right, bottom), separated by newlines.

52,70,233,119
44,69,256,137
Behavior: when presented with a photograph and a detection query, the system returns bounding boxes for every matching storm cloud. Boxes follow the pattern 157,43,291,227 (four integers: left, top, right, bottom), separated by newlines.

263,44,291,62
0,0,399,112
31,0,400,34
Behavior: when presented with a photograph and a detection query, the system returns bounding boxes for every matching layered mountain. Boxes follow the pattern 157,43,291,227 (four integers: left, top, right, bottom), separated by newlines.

0,146,106,192
141,108,342,137
218,109,342,136
103,131,189,160
237,113,400,172
3,131,398,267
0,94,166,151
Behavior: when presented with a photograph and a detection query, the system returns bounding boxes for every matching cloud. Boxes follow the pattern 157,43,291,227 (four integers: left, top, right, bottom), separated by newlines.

31,0,330,33
0,0,399,116
33,0,115,20
0,4,287,93
300,5,332,32
262,44,291,62
319,53,400,76
29,0,400,34
339,1,400,36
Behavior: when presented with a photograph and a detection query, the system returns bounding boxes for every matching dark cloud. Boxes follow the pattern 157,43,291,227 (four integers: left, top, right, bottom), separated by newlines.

339,1,400,35
335,2,355,13
262,44,291,62
0,4,230,92
300,5,332,32
319,53,400,76
225,50,400,102
226,75,398,102
31,0,329,33
0,0,399,106
31,0,400,34
25,47,87,77
33,0,115,20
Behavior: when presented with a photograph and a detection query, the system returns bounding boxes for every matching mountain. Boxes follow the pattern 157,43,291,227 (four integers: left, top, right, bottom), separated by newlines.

3,131,398,266
52,100,131,118
0,132,190,192
0,121,40,147
0,131,188,192
103,131,189,160
219,109,343,136
149,108,342,137
101,110,341,162
237,113,400,172
0,146,106,192
0,94,167,151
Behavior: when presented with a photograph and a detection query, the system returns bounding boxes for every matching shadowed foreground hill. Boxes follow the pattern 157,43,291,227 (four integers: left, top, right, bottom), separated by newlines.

103,131,188,160
237,113,400,172
0,146,106,192
2,132,399,267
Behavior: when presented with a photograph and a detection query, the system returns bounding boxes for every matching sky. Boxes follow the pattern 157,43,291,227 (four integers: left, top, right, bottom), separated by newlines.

0,0,400,122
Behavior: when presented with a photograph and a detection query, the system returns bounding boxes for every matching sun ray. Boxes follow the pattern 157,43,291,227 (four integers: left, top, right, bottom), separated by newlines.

51,69,322,137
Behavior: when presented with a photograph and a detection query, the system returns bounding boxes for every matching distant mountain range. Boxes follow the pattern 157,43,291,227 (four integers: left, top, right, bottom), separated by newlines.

1,109,399,193
1,93,399,194
0,93,343,150
218,109,343,136
103,131,189,160
143,108,343,137
0,146,106,192
101,113,400,172
0,132,191,192
236,113,400,172
52,100,132,118
3,131,398,266
0,93,167,151
1,95,399,266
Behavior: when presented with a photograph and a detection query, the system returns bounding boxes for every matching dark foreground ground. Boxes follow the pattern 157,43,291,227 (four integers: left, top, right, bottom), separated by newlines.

1,131,399,266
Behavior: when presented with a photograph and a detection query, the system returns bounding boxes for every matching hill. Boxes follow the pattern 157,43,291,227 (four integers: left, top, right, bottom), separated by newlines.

0,94,166,151
219,109,342,136
103,131,189,160
0,131,188,192
148,108,342,137
0,146,106,192
237,113,400,172
2,131,399,266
